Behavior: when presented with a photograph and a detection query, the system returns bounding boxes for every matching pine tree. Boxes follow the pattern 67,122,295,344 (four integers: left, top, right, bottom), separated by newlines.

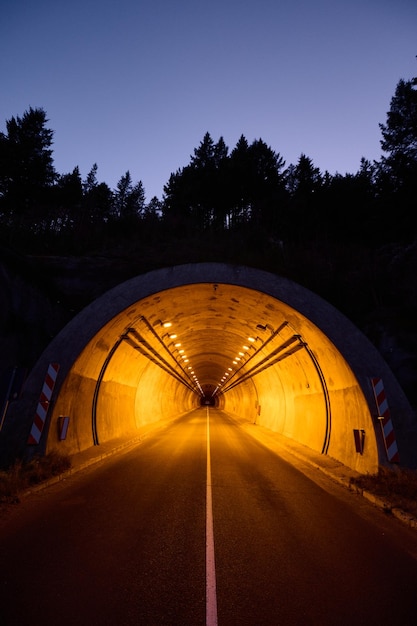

379,76,417,190
0,107,56,217
83,163,98,194
190,132,215,169
113,171,133,219
377,74,417,239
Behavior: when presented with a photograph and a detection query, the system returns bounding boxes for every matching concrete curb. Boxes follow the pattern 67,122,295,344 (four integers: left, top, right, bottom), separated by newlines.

20,415,181,498
350,484,417,530
299,456,417,531
21,434,145,498
241,421,417,532
310,463,417,530
286,447,417,531
19,419,417,532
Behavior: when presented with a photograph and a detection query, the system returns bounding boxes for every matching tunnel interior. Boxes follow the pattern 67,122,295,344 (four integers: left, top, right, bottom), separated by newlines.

49,281,379,473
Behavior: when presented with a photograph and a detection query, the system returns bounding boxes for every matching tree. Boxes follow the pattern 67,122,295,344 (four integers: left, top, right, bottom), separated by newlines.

83,163,98,194
129,180,146,219
113,171,145,221
80,164,113,228
139,196,162,239
284,154,323,240
144,196,162,221
56,167,83,206
162,168,191,232
190,132,215,169
163,133,286,233
245,138,286,231
0,107,56,217
286,154,322,197
228,135,252,227
379,76,417,179
188,132,230,230
377,74,417,239
213,136,229,168
113,171,132,219
163,133,231,232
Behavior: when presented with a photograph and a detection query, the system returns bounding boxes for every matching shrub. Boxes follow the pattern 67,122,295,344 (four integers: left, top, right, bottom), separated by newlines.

0,451,71,504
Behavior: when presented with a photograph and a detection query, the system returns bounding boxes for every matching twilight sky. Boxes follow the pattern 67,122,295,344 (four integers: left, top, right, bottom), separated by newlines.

1,0,416,201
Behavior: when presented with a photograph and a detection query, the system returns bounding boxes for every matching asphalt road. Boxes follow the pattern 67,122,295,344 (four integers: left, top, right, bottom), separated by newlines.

1,408,417,625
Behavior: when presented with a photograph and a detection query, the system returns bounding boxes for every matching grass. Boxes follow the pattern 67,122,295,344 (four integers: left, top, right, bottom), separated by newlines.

351,466,417,518
0,451,72,504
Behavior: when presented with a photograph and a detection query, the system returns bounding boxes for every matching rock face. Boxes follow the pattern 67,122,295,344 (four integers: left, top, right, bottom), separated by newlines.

0,248,416,425
0,252,65,375
0,250,136,376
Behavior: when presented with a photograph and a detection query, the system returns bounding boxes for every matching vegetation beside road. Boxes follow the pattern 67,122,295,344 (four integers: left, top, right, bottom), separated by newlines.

0,451,71,504
351,466,417,519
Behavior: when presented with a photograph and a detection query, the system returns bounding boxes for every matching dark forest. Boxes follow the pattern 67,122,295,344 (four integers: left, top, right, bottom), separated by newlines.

1,73,416,407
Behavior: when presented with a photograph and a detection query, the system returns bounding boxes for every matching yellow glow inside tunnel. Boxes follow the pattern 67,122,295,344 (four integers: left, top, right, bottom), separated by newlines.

49,282,378,473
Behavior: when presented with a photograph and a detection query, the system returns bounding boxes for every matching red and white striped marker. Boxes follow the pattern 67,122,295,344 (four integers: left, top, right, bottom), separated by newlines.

371,377,400,463
27,363,60,445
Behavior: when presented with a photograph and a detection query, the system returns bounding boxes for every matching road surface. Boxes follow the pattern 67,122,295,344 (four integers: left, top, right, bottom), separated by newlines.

1,408,417,625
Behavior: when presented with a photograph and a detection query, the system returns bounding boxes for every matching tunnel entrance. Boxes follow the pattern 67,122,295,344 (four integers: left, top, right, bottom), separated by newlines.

9,263,414,474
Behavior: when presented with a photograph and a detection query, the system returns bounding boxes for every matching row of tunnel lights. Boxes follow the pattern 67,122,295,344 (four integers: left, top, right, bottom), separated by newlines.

216,336,259,391
161,322,264,395
160,321,266,397
161,322,203,394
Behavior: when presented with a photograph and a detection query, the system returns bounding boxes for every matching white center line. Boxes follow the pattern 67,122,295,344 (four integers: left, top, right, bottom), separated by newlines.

206,406,218,626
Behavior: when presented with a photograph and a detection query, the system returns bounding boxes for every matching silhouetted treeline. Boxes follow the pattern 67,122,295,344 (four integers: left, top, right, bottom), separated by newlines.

0,73,416,254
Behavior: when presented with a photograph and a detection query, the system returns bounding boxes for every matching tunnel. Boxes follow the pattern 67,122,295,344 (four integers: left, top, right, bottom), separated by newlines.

8,263,416,474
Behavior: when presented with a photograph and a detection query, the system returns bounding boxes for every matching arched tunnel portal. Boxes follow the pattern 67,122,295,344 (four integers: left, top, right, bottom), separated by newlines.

13,264,416,474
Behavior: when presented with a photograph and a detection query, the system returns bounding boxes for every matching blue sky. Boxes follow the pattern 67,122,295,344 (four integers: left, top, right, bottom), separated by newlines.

1,0,416,201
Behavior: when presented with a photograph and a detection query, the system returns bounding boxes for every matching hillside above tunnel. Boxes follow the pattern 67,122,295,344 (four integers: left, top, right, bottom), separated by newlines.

1,237,416,416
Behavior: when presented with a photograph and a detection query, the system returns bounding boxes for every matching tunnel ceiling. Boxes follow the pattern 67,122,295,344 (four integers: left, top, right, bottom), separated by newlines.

114,281,320,398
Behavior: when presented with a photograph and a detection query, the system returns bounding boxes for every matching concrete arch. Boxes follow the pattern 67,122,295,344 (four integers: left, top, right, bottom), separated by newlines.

7,263,416,473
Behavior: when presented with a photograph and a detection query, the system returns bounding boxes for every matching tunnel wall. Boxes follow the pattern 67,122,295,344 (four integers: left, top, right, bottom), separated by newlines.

50,331,198,455
3,263,415,471
222,340,379,474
